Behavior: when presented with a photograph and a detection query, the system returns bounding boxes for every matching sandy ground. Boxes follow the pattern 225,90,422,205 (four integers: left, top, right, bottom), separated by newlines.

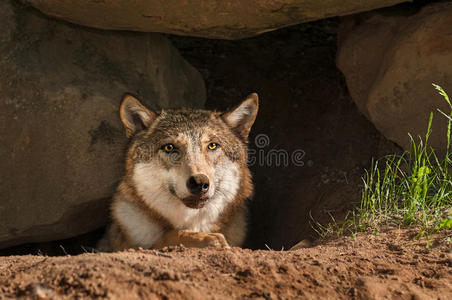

1,227,450,299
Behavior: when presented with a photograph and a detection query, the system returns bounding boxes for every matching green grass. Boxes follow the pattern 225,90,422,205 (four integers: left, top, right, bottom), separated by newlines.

313,84,452,244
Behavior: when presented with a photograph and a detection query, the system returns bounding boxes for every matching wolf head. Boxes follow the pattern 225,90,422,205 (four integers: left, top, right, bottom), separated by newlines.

119,94,258,210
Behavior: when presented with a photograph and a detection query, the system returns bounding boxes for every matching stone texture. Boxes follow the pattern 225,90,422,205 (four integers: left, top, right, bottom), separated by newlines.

337,2,452,151
25,0,409,39
0,0,205,248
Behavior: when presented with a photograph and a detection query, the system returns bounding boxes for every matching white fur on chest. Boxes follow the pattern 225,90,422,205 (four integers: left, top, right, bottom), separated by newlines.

114,200,164,248
132,161,240,232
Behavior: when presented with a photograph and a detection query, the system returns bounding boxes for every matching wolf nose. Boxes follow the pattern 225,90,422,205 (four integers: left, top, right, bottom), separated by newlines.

187,174,210,195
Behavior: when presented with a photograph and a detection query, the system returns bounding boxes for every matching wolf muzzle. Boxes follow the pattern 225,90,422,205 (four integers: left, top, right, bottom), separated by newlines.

186,174,210,196
182,174,210,209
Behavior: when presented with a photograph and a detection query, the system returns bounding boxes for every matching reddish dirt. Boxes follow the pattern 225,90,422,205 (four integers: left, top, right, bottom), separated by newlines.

1,227,450,299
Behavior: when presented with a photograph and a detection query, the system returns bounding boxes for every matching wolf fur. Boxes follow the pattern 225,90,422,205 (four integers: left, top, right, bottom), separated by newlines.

98,93,258,251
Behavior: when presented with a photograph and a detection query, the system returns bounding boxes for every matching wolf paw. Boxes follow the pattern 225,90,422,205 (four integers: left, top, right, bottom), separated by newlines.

155,229,231,249
199,232,230,248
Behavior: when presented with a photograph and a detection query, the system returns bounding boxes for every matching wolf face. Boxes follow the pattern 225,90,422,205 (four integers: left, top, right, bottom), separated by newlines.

118,94,258,233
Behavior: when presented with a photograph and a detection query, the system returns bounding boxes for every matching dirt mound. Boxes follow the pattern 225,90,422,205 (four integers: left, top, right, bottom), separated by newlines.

1,228,450,299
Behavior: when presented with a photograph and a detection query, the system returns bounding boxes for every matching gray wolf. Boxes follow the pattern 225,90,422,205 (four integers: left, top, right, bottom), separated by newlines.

98,93,258,251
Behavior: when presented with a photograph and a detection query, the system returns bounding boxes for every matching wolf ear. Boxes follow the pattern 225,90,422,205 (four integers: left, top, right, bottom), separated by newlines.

120,94,158,138
222,93,259,141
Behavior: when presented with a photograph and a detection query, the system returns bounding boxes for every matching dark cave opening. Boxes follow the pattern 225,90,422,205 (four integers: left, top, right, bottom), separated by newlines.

0,17,400,256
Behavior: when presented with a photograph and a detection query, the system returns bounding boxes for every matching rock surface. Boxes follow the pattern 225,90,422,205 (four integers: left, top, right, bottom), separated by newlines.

0,0,205,248
337,2,452,151
25,0,409,39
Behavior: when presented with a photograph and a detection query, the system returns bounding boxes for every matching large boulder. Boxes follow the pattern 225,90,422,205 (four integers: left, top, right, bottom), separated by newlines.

0,0,205,248
337,2,452,151
24,0,409,39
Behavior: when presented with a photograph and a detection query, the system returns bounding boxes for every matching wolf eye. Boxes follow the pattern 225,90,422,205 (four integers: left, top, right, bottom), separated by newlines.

208,142,218,151
162,144,175,153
